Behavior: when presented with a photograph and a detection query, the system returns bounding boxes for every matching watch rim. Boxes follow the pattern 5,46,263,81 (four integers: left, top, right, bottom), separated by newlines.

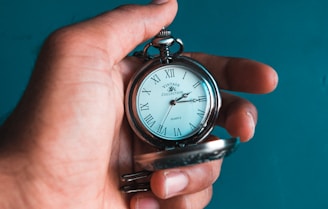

125,56,221,150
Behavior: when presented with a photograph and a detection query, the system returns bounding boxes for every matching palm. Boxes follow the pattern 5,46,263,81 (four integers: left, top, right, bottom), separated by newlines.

0,46,141,208
104,62,139,208
96,58,160,208
65,59,141,208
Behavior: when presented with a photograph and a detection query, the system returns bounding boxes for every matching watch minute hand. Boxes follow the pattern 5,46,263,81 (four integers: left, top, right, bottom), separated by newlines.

176,98,199,103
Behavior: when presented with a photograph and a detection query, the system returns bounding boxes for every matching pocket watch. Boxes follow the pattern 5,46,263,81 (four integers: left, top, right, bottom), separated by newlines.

121,28,239,193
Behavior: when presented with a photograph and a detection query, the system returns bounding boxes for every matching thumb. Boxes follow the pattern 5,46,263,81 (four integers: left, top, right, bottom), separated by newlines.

0,0,177,159
62,0,178,66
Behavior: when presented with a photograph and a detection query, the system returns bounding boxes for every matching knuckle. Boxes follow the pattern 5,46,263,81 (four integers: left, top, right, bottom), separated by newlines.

162,187,213,209
187,161,221,190
45,28,82,53
115,4,140,14
192,187,213,209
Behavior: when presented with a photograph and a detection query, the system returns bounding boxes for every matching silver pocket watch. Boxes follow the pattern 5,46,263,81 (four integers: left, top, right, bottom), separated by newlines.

121,28,239,193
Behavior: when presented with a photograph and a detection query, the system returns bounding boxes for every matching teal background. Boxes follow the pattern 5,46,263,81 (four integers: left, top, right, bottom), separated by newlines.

1,0,327,208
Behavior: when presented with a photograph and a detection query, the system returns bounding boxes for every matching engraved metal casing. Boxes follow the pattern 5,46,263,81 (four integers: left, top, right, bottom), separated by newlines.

134,137,240,171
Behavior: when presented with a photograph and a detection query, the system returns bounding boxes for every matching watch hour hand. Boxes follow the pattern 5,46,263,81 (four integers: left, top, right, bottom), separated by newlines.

175,92,192,103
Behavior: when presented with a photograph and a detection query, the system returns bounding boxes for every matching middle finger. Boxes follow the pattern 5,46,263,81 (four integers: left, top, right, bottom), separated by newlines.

184,52,278,94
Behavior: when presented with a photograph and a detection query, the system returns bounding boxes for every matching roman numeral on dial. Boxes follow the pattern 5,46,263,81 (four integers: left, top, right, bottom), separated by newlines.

174,128,182,136
139,103,149,111
150,74,161,84
198,96,207,102
197,109,205,118
142,88,151,95
165,68,175,78
193,81,201,88
157,125,167,136
144,114,156,128
189,122,196,130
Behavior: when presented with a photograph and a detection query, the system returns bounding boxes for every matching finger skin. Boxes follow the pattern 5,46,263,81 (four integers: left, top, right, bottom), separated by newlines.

150,157,222,199
131,187,213,209
184,52,278,94
218,92,258,141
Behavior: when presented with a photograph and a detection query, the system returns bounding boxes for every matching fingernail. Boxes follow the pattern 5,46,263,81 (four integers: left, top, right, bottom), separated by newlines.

164,171,189,198
136,196,160,209
151,0,169,4
246,111,255,138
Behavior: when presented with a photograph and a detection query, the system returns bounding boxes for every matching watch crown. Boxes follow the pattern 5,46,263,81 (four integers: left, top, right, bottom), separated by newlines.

141,27,184,63
156,28,171,38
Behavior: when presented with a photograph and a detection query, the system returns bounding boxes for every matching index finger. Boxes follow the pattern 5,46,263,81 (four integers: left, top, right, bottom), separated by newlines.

184,52,278,94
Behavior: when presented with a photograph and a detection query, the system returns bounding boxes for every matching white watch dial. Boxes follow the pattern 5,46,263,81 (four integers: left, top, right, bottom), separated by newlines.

136,64,212,141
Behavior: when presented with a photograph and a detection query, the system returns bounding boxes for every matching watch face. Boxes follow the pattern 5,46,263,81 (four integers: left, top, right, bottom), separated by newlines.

126,57,220,149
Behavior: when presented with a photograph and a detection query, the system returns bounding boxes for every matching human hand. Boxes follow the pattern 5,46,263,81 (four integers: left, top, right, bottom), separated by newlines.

0,0,278,208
